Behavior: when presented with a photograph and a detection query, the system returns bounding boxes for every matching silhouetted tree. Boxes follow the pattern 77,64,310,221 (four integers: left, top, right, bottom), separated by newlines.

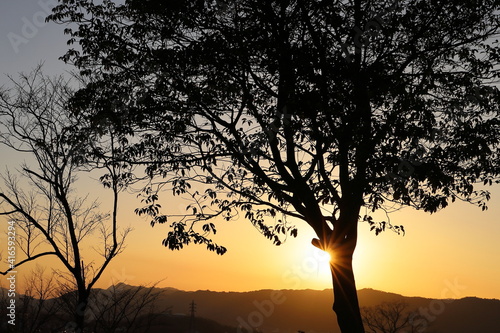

0,68,132,332
87,282,170,333
49,1,500,332
0,266,77,333
1,271,168,333
361,301,418,333
16,267,62,332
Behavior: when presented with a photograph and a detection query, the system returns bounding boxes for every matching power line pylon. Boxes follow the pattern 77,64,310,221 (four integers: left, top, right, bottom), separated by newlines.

189,300,196,333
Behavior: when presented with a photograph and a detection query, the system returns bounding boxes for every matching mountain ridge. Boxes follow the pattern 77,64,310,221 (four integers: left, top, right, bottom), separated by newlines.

124,285,499,333
3,284,499,332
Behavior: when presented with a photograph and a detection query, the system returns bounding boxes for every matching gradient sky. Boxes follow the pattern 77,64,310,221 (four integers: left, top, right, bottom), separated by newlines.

0,1,499,301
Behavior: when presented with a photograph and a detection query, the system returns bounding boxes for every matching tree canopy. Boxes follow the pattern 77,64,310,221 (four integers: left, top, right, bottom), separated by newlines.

49,0,500,331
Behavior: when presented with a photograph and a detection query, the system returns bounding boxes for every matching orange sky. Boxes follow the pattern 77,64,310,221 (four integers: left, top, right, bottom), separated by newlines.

3,171,498,300
100,184,500,300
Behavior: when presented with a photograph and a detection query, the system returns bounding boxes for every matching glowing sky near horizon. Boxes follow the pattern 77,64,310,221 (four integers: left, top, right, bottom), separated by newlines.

0,0,499,301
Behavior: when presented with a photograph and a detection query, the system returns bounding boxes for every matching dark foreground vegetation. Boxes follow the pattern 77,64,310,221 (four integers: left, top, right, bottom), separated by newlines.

1,284,499,333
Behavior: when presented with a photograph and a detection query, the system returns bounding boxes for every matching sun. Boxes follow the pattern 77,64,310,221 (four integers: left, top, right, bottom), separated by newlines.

285,228,334,288
312,246,333,262
294,243,333,284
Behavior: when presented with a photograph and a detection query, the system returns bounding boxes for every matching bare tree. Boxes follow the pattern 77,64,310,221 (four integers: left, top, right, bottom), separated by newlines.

361,301,419,333
0,266,65,333
0,67,132,332
18,266,62,332
0,266,61,332
87,282,170,333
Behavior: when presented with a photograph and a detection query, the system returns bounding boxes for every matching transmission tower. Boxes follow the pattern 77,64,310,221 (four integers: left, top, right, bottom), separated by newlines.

188,300,196,333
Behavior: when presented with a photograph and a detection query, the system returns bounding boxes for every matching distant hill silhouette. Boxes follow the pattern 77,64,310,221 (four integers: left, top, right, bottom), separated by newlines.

3,284,499,332
146,286,500,333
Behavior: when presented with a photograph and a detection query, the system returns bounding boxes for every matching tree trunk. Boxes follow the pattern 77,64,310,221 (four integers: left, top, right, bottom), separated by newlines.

324,204,365,333
330,249,365,333
72,290,88,333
